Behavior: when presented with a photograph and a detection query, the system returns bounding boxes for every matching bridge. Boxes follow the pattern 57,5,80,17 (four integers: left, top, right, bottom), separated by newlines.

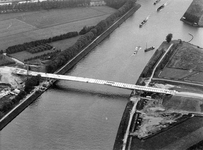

11,67,177,95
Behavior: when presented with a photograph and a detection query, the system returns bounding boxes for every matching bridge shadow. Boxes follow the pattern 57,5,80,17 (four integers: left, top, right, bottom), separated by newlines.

51,84,130,100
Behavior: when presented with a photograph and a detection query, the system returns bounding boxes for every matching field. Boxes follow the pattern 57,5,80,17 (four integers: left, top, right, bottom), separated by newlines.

50,36,80,51
158,42,203,84
0,6,116,51
0,55,15,66
167,43,203,71
162,95,203,113
16,7,114,29
185,0,203,18
10,48,57,62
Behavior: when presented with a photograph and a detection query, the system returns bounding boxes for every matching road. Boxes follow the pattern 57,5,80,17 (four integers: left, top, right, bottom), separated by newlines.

145,43,174,86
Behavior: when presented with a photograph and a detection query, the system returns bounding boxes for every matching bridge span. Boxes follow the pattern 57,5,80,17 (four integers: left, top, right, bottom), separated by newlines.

11,67,176,95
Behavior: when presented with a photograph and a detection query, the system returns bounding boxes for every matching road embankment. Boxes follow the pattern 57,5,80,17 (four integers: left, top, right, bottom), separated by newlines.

0,3,141,130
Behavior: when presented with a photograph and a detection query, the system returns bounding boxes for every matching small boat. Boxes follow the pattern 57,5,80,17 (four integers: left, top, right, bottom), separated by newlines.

134,46,141,54
144,46,155,52
157,3,166,12
154,0,161,5
139,16,149,28
139,20,146,28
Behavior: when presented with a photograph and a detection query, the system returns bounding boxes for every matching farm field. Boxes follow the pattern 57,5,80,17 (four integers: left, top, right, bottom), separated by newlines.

167,42,203,71
10,48,58,62
159,68,190,80
0,19,36,38
50,36,80,51
16,7,115,29
158,42,203,84
0,6,116,51
162,95,203,113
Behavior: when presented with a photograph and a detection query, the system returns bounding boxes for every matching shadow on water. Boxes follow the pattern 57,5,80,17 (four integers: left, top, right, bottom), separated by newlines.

51,84,130,100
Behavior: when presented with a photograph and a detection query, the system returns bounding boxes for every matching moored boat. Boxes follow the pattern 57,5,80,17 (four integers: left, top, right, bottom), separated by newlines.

139,16,149,28
154,0,161,5
157,3,166,12
144,46,155,52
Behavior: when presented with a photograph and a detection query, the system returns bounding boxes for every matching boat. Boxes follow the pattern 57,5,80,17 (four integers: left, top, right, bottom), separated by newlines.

154,0,161,5
144,46,155,52
157,3,166,12
139,16,149,28
134,46,141,54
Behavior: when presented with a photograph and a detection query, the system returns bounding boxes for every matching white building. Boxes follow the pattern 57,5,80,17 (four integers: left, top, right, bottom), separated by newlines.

90,0,106,6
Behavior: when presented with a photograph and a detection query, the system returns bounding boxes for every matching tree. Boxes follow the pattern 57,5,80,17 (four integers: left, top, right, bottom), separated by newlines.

166,33,173,43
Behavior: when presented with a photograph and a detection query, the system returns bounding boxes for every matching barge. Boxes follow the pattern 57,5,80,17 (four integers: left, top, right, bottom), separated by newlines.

157,3,166,12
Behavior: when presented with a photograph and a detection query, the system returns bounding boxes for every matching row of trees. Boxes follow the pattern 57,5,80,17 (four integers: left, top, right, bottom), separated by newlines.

0,0,91,14
45,0,136,73
0,91,26,113
141,34,175,78
5,31,78,54
79,26,95,35
0,75,41,113
27,44,53,54
104,0,127,9
24,50,61,62
141,49,164,78
155,43,179,76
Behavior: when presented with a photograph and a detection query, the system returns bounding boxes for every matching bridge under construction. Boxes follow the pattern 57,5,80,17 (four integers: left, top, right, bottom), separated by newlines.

11,67,177,95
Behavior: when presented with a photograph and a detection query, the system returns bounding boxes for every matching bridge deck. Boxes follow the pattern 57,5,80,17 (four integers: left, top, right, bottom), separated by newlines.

11,67,176,95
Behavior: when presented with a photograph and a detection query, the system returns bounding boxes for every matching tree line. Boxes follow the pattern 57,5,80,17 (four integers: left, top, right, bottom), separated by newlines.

141,49,165,78
24,50,61,62
104,0,127,9
0,0,91,14
45,0,136,73
5,31,78,54
0,0,136,118
0,75,41,114
27,44,53,54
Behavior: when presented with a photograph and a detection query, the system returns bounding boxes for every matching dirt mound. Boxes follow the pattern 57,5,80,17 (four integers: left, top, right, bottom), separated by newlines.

0,66,23,88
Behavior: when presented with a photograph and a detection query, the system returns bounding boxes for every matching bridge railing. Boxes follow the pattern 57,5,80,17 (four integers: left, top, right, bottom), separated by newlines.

11,67,176,95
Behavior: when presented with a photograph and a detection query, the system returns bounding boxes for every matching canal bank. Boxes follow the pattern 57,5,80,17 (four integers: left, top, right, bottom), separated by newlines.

114,39,203,150
0,2,141,130
113,40,172,150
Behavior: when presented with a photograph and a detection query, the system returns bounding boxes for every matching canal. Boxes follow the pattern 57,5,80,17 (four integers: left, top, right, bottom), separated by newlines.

1,0,203,150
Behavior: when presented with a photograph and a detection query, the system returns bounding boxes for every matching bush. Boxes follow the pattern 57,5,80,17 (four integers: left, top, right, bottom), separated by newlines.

166,33,173,43
79,26,95,35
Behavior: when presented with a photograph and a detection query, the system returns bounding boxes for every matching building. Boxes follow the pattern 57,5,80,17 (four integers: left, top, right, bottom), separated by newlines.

90,0,106,6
